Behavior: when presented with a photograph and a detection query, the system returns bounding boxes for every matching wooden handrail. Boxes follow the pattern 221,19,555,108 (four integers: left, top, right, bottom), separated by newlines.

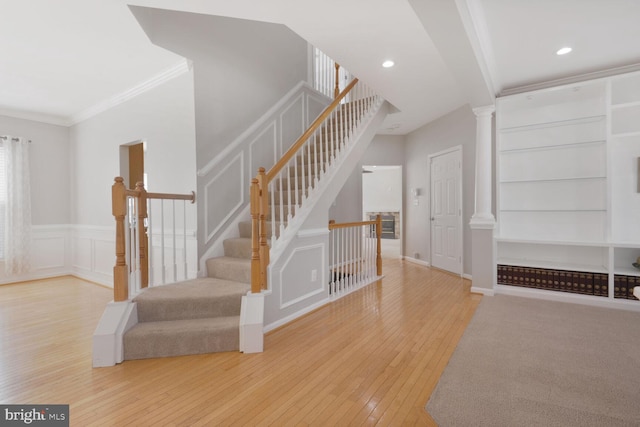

125,189,195,203
329,219,378,229
250,77,369,294
265,78,358,183
329,215,382,276
147,191,196,202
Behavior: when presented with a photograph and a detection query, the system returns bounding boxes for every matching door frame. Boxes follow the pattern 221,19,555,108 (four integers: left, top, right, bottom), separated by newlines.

361,165,403,259
428,145,463,275
119,140,146,189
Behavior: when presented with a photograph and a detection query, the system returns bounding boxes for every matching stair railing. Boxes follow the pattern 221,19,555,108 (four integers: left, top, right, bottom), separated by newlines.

313,47,352,100
250,76,381,293
328,216,382,298
112,177,196,302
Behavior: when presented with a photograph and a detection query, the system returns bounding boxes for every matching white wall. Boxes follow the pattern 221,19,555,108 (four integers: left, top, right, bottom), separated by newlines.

0,116,72,284
330,135,405,230
131,8,310,258
69,71,196,226
69,71,197,285
362,167,402,214
404,105,476,275
0,115,70,225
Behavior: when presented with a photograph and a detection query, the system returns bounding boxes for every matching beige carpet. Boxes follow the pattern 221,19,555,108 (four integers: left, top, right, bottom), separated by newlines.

427,295,640,426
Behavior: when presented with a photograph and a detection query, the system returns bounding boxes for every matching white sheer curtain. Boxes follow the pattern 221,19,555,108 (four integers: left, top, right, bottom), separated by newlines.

2,136,31,275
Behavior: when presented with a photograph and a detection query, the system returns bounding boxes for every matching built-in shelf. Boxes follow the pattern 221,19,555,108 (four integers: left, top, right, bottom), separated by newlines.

500,115,606,133
610,130,640,138
499,139,606,153
497,257,608,274
495,238,609,247
495,71,640,305
499,209,606,213
500,176,605,184
611,100,640,109
613,266,640,277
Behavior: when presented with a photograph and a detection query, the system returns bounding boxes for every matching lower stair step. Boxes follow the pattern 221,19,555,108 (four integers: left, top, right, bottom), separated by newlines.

206,256,251,283
124,316,240,360
134,277,249,322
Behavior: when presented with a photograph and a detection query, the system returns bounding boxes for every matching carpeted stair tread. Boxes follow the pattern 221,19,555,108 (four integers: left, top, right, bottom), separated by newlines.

206,256,251,283
133,277,249,322
223,237,252,259
124,316,240,360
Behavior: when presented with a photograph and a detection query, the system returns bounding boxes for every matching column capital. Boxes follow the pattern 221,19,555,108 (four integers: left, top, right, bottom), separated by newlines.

472,105,495,117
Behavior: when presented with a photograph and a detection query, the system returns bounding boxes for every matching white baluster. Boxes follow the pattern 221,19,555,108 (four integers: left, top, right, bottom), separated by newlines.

172,200,177,283
160,199,165,285
148,200,154,286
183,200,188,280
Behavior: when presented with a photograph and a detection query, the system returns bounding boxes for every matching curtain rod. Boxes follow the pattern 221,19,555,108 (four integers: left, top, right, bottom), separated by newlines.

0,136,32,143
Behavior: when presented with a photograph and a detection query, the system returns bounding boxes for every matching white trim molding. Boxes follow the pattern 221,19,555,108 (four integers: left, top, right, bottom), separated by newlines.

70,59,191,125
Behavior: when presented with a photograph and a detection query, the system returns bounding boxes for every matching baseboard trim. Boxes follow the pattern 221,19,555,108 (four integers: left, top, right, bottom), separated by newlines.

263,298,330,334
495,284,640,312
471,286,495,296
71,269,112,288
403,257,430,268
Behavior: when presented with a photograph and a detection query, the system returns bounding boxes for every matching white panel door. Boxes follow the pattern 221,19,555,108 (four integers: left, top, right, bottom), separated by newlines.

430,149,462,274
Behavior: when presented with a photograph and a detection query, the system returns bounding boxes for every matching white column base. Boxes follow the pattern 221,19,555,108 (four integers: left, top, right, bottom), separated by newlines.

240,292,265,353
470,227,496,295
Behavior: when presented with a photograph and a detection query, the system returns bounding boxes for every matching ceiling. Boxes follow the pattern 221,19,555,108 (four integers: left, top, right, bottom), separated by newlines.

1,0,639,133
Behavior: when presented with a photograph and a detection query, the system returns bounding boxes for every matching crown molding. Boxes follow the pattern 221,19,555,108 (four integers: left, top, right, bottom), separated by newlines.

68,58,191,126
456,0,498,98
0,108,70,127
0,59,191,127
500,63,640,97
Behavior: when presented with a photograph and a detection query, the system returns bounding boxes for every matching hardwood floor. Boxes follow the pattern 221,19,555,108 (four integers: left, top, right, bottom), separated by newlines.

0,260,482,426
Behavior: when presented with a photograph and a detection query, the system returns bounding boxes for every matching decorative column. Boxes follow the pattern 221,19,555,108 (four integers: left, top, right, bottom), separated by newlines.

471,105,495,227
470,105,496,295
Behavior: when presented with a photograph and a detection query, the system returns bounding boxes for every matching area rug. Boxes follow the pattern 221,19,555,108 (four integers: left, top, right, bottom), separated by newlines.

426,295,640,426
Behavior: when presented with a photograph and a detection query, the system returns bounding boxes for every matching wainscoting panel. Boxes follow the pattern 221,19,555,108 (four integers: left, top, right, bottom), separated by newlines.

279,243,326,309
196,82,331,262
71,226,114,287
33,237,66,270
279,93,305,155
249,123,277,183
204,153,244,244
0,225,71,285
307,93,330,128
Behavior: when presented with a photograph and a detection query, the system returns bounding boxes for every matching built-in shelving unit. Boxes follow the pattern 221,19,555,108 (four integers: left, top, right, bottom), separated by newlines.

495,71,640,307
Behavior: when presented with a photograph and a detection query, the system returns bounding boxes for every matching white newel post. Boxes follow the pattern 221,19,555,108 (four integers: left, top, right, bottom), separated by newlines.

470,105,496,295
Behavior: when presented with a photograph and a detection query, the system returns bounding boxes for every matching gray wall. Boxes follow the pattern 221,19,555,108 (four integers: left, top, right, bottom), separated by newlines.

0,116,70,225
404,105,476,275
69,71,197,227
330,135,405,223
131,8,311,257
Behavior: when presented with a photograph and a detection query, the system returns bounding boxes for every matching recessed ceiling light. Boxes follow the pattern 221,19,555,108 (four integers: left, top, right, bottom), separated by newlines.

382,60,395,68
556,47,572,55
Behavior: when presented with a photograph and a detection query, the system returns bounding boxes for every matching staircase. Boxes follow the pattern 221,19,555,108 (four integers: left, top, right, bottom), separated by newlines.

123,115,347,359
123,224,259,359
120,84,385,361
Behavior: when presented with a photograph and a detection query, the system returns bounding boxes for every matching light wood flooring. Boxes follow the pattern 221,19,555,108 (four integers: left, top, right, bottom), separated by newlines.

0,259,482,426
